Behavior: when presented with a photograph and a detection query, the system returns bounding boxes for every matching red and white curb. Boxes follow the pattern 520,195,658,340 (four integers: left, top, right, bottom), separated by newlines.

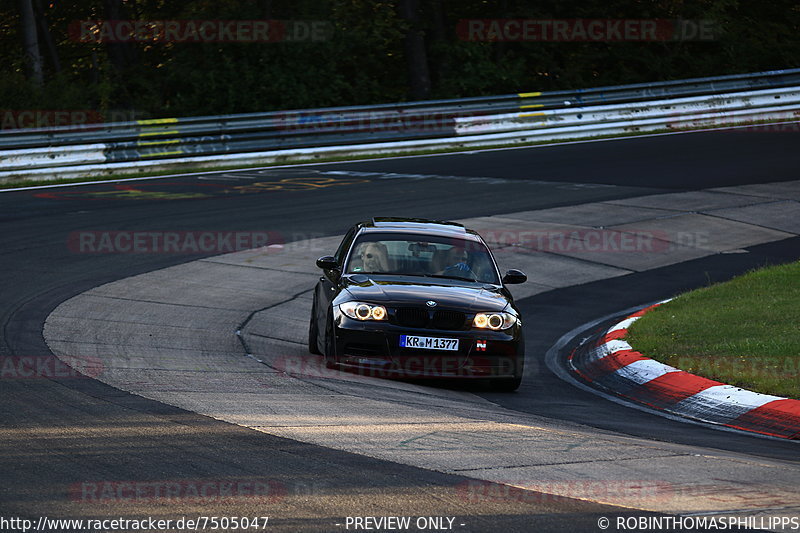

569,301,800,440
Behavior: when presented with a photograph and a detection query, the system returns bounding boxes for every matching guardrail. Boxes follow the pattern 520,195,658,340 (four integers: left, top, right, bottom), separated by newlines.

2,68,800,182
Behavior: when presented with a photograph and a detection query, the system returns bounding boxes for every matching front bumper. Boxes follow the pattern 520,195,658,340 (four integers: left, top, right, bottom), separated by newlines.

330,314,524,380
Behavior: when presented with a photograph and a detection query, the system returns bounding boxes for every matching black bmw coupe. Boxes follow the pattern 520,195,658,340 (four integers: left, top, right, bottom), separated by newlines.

308,217,527,391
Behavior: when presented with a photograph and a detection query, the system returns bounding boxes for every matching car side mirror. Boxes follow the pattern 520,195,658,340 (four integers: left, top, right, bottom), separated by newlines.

502,269,527,285
316,256,339,270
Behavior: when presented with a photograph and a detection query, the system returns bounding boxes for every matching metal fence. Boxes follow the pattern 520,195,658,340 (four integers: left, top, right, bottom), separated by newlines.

2,68,800,182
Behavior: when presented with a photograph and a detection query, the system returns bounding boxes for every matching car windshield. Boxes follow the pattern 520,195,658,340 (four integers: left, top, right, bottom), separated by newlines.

346,233,500,284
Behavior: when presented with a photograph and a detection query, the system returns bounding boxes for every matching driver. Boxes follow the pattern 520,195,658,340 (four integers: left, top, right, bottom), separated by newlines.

439,245,471,275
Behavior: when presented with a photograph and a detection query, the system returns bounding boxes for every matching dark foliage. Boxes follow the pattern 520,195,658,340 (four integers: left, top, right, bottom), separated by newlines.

2,0,798,121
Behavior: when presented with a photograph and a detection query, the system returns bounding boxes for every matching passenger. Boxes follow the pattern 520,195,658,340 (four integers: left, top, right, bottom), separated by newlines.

360,242,390,272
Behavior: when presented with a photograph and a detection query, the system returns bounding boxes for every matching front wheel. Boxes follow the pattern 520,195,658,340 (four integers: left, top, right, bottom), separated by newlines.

492,338,524,391
308,297,322,355
490,376,522,392
323,310,339,369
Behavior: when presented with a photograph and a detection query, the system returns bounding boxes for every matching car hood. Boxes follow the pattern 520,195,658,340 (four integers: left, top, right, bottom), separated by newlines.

339,274,510,312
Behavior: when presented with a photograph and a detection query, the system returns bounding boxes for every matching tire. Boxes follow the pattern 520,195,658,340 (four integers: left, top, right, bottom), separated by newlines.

323,310,339,369
490,376,522,392
308,297,322,355
492,337,524,391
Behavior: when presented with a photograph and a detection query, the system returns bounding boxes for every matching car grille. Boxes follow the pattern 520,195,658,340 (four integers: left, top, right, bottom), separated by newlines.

394,307,465,330
432,310,466,330
395,307,429,328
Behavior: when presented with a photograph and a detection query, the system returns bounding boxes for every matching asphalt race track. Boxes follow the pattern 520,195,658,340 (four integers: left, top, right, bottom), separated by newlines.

2,127,800,532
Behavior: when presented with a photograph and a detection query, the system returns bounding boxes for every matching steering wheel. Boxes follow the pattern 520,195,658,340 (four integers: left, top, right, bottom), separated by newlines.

441,262,476,280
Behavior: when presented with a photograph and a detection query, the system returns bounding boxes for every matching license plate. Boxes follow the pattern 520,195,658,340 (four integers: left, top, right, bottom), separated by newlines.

399,335,459,351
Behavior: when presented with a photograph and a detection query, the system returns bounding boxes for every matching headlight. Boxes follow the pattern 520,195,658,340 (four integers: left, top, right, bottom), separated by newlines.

472,312,517,330
340,301,388,321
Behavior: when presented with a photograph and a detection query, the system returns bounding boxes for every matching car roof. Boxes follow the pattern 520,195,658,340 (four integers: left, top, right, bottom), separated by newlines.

358,217,483,241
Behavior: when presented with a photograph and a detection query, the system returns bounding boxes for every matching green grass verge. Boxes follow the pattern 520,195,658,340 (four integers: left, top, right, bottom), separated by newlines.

627,261,800,399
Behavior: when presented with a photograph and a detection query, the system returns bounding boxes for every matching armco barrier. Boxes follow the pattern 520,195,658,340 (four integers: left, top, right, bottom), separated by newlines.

3,98,799,182
454,87,800,135
3,67,799,148
2,68,800,182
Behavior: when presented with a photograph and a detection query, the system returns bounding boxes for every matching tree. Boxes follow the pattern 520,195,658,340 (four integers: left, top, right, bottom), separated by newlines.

33,0,61,74
18,0,43,86
398,0,431,99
